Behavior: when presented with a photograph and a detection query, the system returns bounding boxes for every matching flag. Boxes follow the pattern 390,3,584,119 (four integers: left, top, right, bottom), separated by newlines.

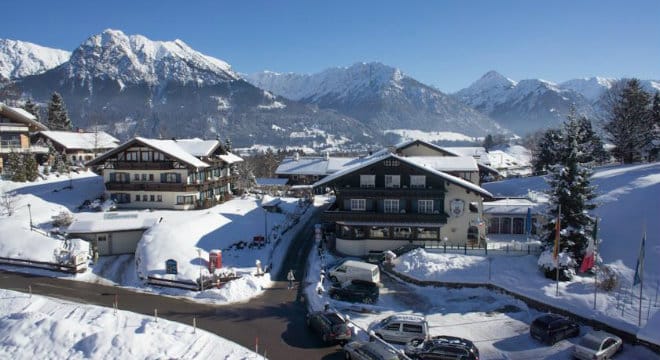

633,233,646,286
580,218,597,273
553,206,561,263
524,208,532,237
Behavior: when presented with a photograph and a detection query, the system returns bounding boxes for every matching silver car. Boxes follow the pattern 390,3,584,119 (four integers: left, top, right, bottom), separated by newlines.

573,330,623,360
372,314,429,344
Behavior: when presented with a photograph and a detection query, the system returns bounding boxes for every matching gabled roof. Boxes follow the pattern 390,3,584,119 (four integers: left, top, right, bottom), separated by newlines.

87,137,210,168
174,138,220,157
218,152,243,164
394,139,456,156
37,130,120,150
0,102,48,131
275,156,358,176
312,152,492,198
406,156,478,172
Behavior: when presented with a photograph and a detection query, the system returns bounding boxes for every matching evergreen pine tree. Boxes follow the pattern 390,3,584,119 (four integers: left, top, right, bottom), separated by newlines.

23,153,39,181
482,134,495,151
264,148,278,177
47,92,73,131
22,99,41,123
8,152,27,182
650,92,660,161
575,116,609,164
532,128,562,175
543,115,597,265
604,79,652,163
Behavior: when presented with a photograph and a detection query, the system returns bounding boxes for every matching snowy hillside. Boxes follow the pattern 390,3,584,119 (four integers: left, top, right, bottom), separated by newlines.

561,77,660,103
248,62,508,137
66,29,238,85
0,39,70,80
0,289,258,359
483,162,660,292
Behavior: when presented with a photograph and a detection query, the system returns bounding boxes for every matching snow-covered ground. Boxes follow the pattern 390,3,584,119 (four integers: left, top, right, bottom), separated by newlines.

0,288,259,359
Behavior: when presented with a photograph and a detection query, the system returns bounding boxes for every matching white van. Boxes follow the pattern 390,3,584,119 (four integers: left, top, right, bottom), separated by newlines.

328,260,380,284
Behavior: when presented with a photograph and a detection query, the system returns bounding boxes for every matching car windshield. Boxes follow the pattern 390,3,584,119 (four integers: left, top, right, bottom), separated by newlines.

579,336,602,350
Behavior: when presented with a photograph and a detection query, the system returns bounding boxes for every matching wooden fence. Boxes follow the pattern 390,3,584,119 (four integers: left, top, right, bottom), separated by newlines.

0,256,86,274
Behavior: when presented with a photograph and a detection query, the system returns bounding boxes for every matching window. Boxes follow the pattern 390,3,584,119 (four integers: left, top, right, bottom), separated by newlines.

385,323,400,331
148,174,154,181
135,195,140,202
163,173,180,183
157,195,162,202
418,200,433,214
384,159,399,167
350,199,366,211
402,324,423,333
111,193,130,204
384,199,399,213
150,195,155,202
501,218,512,234
385,175,400,188
142,195,148,202
176,195,194,205
513,218,525,234
417,227,438,239
488,218,500,234
141,174,147,181
125,151,138,161
133,174,140,181
141,151,151,161
360,175,375,188
369,227,389,239
410,175,426,188
153,152,165,161
113,172,130,183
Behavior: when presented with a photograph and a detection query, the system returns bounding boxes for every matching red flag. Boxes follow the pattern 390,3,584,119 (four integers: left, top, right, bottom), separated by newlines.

579,237,595,273
553,206,561,262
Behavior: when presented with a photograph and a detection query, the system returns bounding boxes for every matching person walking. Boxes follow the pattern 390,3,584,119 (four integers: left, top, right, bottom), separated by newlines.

287,269,295,290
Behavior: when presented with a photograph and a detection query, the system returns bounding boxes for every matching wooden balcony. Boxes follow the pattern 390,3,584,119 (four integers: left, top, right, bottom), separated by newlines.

106,176,235,192
111,161,177,170
321,209,447,224
334,187,446,198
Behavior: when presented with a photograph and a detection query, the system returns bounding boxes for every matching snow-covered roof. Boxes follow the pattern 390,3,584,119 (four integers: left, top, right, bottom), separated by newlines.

87,137,212,168
174,138,220,157
66,212,159,234
313,152,493,198
483,198,543,215
255,178,288,186
275,156,358,176
37,131,120,150
218,152,243,164
443,147,488,158
0,102,48,131
406,156,478,172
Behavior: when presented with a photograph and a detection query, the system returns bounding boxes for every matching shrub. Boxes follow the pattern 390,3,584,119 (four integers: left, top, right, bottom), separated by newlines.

597,265,619,292
51,211,73,227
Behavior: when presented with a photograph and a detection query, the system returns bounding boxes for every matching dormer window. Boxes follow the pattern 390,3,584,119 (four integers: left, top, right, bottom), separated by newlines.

385,175,400,188
410,175,426,188
360,175,375,188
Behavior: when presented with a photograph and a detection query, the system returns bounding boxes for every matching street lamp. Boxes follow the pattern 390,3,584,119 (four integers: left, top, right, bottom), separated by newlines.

197,248,204,291
443,236,448,253
27,203,33,230
264,207,268,243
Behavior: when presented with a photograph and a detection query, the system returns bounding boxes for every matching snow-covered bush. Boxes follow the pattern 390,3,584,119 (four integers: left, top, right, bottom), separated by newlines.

537,249,577,281
597,265,619,292
51,211,73,227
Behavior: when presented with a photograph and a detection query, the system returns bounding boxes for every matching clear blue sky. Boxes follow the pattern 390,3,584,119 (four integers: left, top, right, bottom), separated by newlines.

2,0,658,92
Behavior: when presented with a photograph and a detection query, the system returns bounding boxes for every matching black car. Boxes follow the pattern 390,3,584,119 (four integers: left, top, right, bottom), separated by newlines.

404,336,480,360
328,279,379,304
530,314,580,345
306,310,352,344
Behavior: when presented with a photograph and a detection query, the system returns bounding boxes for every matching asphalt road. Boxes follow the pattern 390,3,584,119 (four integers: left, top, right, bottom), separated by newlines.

0,206,345,360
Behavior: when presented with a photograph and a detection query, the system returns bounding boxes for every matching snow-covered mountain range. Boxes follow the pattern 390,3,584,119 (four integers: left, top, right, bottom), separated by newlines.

0,39,70,80
454,71,660,134
248,63,508,137
10,30,374,150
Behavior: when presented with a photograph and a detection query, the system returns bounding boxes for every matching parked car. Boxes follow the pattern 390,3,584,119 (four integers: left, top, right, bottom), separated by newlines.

343,340,402,360
306,310,352,344
328,259,381,284
371,314,429,344
404,335,480,360
573,330,623,360
529,314,580,345
328,279,379,304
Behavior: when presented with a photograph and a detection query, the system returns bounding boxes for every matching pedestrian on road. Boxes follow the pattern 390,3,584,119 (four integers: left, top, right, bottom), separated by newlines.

287,269,295,289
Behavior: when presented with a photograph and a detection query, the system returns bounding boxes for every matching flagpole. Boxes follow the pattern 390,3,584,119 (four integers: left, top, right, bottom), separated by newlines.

593,218,598,310
555,205,561,297
638,231,645,327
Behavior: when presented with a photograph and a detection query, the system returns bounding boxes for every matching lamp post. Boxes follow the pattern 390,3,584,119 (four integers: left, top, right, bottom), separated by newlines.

264,207,268,243
197,248,204,291
27,203,33,230
443,236,448,253
488,257,493,281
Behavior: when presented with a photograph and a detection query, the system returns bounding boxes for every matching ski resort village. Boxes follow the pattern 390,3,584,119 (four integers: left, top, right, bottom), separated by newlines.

1,7,660,359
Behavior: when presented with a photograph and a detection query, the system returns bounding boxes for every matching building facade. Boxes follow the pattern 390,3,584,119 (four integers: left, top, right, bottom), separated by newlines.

86,137,242,210
0,102,48,172
315,152,492,257
32,130,120,166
